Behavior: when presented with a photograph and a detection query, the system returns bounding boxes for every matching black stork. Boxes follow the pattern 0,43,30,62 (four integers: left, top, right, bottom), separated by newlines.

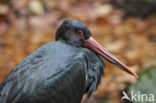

0,19,138,103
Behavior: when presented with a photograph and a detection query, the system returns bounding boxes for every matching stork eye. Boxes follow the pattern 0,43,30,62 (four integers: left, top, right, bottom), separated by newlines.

78,30,84,37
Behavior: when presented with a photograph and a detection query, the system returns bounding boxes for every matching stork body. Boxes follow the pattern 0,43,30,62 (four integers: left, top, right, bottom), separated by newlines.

0,19,137,103
0,41,104,103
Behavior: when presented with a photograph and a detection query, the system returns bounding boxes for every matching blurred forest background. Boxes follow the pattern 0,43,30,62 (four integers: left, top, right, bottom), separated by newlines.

0,0,156,103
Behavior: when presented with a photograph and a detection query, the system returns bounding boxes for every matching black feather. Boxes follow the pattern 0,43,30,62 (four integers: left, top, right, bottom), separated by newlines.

0,40,105,103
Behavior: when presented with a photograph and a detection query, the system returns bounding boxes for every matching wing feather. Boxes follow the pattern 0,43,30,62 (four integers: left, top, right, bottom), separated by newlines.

0,41,87,103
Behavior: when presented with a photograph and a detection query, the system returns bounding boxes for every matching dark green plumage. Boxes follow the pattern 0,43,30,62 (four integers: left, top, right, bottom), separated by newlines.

0,19,105,103
0,40,104,103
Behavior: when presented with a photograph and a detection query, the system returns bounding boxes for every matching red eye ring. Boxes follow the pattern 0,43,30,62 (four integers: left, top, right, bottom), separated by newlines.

78,30,84,37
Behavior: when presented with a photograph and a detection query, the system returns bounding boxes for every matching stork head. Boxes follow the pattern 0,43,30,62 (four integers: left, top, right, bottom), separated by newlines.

56,19,138,78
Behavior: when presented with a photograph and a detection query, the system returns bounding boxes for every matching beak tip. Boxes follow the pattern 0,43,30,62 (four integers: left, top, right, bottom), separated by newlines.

134,74,139,78
132,72,139,78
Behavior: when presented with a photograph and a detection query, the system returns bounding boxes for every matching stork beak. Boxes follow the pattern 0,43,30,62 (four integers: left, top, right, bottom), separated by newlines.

84,37,138,78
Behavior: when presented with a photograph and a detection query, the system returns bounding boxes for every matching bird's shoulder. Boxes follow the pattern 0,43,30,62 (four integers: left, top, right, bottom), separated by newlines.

0,41,87,103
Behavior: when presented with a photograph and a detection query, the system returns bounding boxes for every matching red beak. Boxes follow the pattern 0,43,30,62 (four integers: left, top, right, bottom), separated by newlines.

84,37,138,78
